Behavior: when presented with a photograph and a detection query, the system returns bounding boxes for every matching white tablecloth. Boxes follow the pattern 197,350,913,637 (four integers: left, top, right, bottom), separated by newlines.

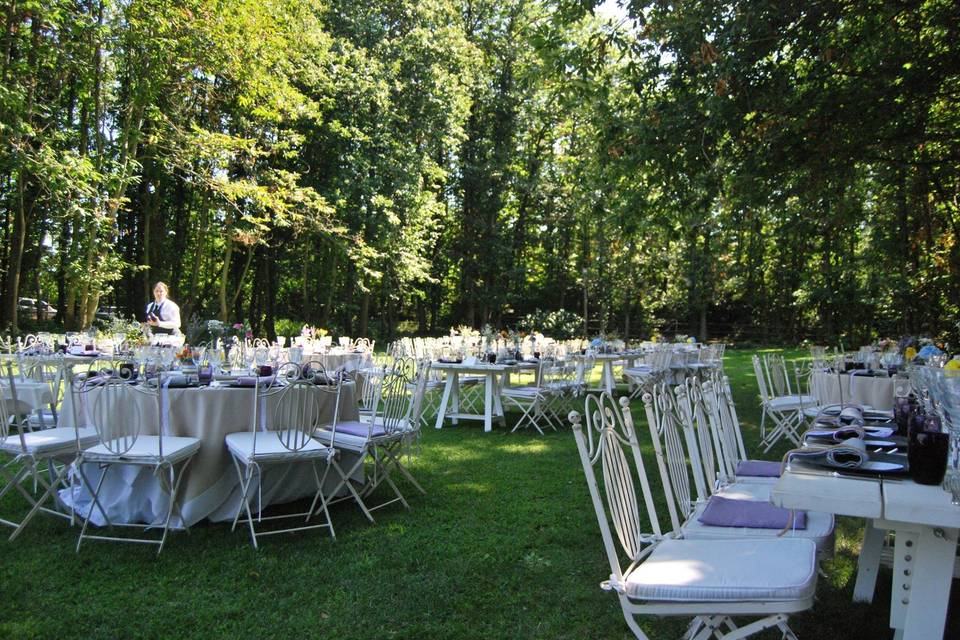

59,382,361,527
810,371,898,411
1,379,53,411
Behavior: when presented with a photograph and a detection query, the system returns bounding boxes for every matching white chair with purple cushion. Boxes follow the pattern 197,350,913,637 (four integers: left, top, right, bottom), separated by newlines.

641,382,835,557
315,364,427,517
569,393,816,640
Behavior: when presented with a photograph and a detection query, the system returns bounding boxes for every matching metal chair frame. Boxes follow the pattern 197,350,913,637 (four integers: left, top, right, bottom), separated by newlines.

72,371,200,554
569,393,812,640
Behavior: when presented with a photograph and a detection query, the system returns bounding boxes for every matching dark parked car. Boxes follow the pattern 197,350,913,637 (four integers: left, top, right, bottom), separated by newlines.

94,305,119,322
17,297,57,320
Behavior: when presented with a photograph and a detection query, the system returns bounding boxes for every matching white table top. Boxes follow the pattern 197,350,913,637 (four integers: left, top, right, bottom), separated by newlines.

771,467,883,518
883,479,960,528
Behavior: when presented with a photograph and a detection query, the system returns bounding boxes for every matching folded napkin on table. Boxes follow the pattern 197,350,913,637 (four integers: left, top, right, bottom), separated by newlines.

698,495,806,529
233,375,276,387
788,438,869,469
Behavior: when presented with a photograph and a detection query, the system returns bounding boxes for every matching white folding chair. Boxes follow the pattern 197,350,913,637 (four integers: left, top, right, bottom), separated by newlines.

501,359,557,434
752,354,811,452
315,365,426,517
0,363,98,540
225,372,342,548
570,393,817,640
72,371,201,553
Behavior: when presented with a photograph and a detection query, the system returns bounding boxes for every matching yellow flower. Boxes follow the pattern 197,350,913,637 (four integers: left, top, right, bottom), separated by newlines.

905,346,917,361
944,359,960,371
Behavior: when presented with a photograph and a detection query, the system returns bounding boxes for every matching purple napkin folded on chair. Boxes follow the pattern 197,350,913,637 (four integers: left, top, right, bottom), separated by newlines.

735,460,782,478
698,495,806,529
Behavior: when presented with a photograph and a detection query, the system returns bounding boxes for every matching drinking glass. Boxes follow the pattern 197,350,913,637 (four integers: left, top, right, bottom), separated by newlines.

289,346,303,364
208,347,223,375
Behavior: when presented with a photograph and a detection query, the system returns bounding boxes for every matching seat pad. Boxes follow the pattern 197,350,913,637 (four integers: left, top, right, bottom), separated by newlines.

83,436,201,464
1,427,98,456
624,537,817,602
225,431,330,462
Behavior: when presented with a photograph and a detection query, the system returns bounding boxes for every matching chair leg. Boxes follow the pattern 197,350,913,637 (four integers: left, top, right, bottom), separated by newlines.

330,457,375,523
9,461,70,541
77,464,111,553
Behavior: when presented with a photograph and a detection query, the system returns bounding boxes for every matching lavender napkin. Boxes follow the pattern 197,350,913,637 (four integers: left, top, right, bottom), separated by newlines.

735,460,782,478
698,495,806,529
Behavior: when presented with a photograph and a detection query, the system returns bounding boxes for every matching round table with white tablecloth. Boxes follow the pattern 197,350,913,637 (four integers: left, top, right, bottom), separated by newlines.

810,370,899,412
59,381,361,527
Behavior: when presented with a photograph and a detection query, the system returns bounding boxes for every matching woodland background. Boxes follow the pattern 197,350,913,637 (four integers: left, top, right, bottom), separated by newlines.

1,0,957,344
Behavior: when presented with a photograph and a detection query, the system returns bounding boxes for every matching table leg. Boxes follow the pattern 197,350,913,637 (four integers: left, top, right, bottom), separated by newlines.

450,373,460,425
603,362,615,395
493,374,505,424
434,373,455,430
853,520,885,603
483,374,493,432
900,524,957,640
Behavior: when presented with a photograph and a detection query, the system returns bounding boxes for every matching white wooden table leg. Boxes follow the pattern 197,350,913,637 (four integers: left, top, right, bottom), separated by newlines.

434,373,453,430
450,373,460,425
493,374,505,424
603,362,615,394
483,373,493,432
901,525,957,640
853,520,885,603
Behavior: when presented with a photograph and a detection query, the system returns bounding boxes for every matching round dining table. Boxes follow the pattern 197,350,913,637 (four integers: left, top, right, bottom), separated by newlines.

59,380,361,527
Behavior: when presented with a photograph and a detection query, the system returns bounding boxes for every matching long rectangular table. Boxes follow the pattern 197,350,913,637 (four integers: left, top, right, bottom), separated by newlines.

771,467,958,639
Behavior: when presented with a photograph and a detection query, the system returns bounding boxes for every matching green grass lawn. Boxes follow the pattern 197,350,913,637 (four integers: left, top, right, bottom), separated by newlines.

1,349,957,639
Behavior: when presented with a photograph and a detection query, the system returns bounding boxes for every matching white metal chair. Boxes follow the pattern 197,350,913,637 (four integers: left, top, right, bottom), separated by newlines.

752,354,811,452
315,365,427,516
0,363,98,540
569,393,817,640
225,372,343,548
641,381,835,556
72,371,201,553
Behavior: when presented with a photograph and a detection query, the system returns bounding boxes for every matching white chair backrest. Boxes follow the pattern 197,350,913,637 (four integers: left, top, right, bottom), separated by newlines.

674,379,721,493
570,393,663,585
641,383,707,531
1,363,27,452
73,374,150,456
372,369,413,434
265,377,340,453
752,354,773,404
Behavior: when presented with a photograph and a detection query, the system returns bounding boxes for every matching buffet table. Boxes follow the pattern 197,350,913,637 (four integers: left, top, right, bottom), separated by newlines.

59,381,361,527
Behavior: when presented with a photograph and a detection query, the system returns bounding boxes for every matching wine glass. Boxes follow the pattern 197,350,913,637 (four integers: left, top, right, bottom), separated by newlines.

159,347,175,371
208,347,223,375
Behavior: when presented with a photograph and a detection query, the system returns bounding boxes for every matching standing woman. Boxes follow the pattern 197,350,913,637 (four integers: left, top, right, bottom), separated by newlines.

145,281,182,336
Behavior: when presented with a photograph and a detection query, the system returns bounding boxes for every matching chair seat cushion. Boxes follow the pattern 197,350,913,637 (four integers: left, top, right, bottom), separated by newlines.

314,420,404,452
225,431,330,462
84,436,201,464
735,459,782,478
1,427,98,456
682,483,834,554
502,386,542,396
624,537,817,602
769,395,814,411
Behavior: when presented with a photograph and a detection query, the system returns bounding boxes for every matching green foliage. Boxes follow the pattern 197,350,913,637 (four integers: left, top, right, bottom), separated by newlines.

516,309,585,339
0,0,957,345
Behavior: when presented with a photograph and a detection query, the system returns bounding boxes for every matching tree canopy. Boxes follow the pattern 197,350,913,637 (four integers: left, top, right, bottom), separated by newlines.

1,0,957,345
